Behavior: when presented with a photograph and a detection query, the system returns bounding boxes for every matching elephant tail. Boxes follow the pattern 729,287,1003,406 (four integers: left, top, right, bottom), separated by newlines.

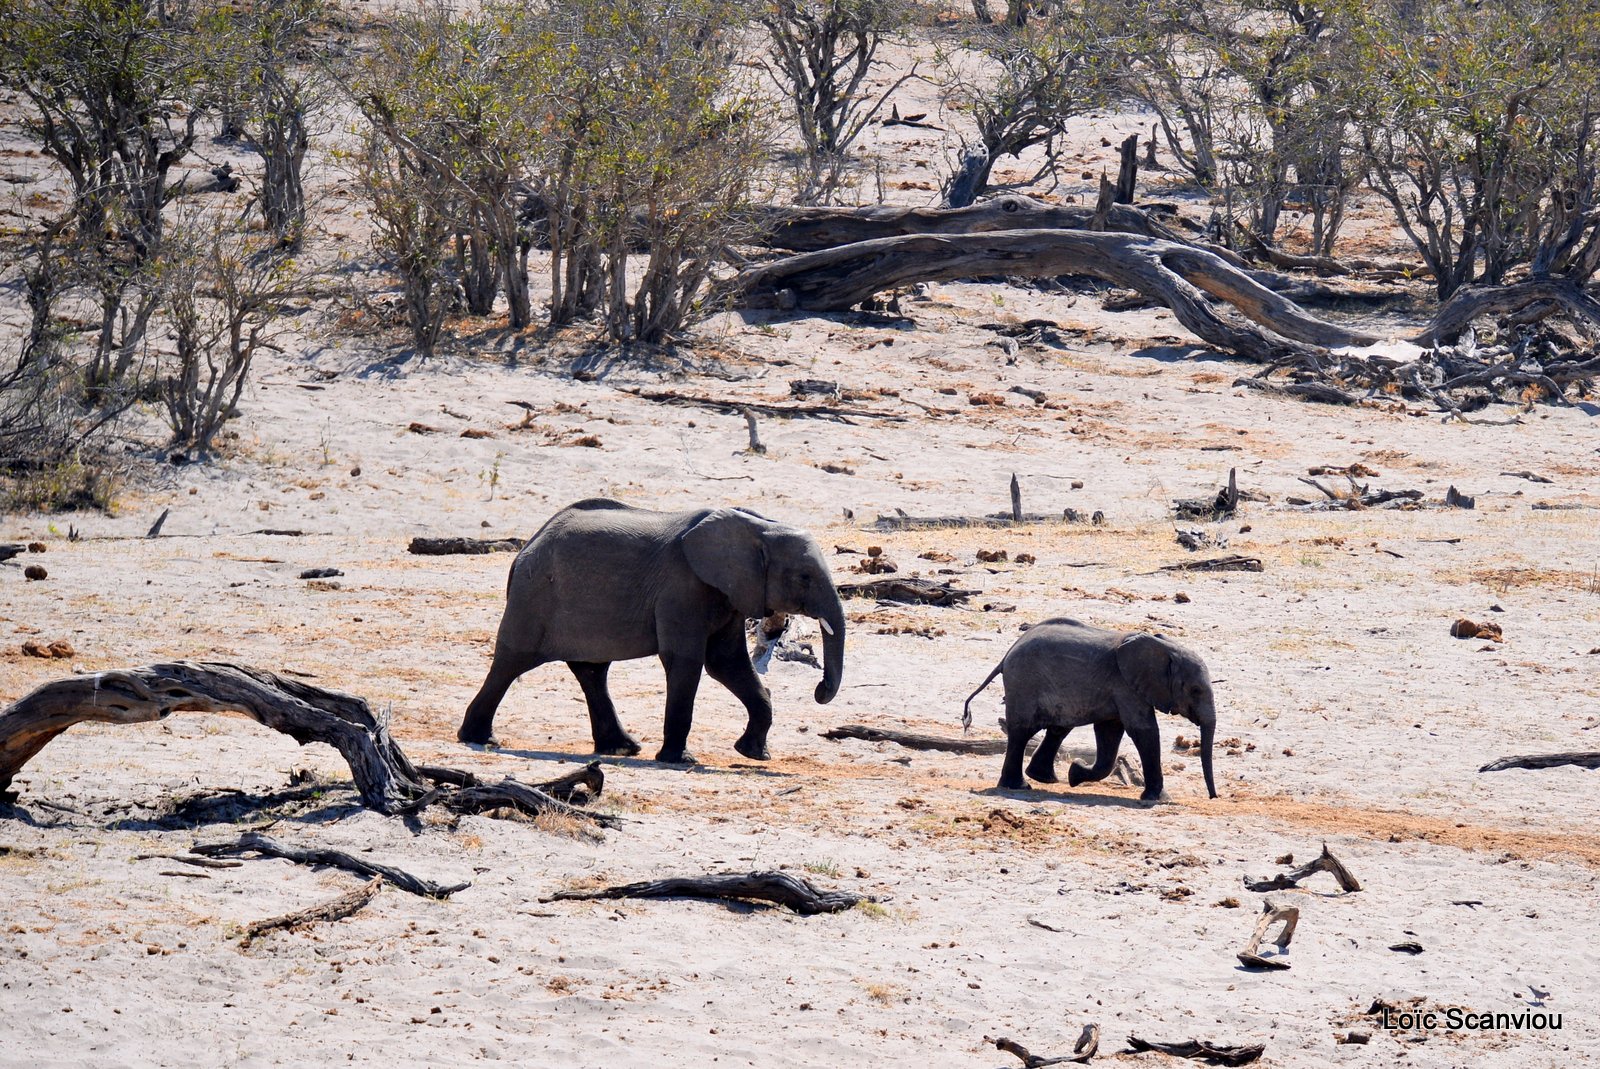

961,662,1004,735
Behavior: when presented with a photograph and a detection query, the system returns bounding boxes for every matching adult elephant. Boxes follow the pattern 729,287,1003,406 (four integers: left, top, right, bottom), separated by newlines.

962,618,1218,802
457,498,846,764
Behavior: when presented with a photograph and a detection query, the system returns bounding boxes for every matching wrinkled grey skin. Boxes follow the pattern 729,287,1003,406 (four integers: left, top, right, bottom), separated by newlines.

963,618,1218,802
458,499,846,764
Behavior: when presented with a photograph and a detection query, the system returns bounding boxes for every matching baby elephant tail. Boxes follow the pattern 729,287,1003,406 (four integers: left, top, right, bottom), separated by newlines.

961,662,1004,734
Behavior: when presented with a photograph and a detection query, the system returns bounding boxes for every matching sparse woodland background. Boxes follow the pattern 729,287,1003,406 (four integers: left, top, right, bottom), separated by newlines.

2,0,1598,510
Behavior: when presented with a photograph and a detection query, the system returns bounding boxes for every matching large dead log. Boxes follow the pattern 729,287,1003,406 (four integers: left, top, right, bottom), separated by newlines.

543,870,868,915
1479,751,1600,773
724,230,1379,364
752,195,1175,252
1418,279,1600,345
0,662,428,812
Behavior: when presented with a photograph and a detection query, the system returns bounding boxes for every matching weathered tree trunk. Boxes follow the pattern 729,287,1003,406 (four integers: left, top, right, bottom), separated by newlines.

1115,134,1139,204
723,229,1379,362
0,662,428,811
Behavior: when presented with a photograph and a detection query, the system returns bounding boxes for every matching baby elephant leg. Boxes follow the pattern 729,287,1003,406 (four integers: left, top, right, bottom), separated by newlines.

1024,725,1072,783
1067,720,1126,786
998,719,1038,791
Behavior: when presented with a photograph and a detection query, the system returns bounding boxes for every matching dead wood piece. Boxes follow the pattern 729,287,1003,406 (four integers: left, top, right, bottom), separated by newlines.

1125,1036,1265,1066
1158,555,1262,574
1173,468,1239,520
725,229,1378,365
1232,377,1360,405
836,577,977,605
135,853,243,870
869,513,1059,530
439,777,620,827
191,831,470,898
543,871,866,915
0,544,25,563
1478,751,1600,773
407,536,523,555
1389,941,1424,954
743,409,766,454
420,761,606,806
146,508,171,538
994,1025,1100,1067
298,567,343,579
1501,470,1553,484
1443,485,1476,509
0,661,428,813
1243,843,1361,893
619,387,905,425
820,724,1018,755
1235,899,1300,971
242,876,381,945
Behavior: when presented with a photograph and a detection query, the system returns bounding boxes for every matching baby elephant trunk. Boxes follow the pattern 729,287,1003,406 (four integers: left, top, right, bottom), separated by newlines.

812,594,846,704
1199,719,1218,799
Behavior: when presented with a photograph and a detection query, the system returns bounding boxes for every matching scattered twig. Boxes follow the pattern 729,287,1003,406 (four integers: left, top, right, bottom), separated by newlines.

241,876,381,946
1479,752,1600,773
1236,898,1300,970
134,853,243,870
192,831,470,898
1026,916,1065,933
993,1025,1100,1067
542,871,867,915
1125,1036,1265,1066
1243,843,1361,893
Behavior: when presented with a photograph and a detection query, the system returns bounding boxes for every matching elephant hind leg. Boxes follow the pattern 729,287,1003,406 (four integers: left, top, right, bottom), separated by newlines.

998,710,1037,791
1025,725,1071,783
567,661,641,757
458,648,544,745
704,619,773,761
1068,720,1125,786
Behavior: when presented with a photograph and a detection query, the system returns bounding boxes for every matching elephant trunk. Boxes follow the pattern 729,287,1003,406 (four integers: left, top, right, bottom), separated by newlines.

812,591,846,704
1199,717,1218,799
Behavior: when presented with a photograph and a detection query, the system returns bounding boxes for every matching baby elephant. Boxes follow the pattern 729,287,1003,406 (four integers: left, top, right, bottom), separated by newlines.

963,618,1218,802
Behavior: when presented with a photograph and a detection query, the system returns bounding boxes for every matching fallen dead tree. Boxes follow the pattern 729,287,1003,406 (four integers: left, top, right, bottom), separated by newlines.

0,662,615,829
1479,752,1600,773
542,871,868,915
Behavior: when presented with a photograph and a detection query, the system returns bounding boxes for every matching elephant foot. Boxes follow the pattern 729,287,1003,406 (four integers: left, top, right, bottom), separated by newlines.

458,728,499,748
733,735,771,761
1025,760,1058,784
1138,790,1173,807
593,735,642,758
1066,762,1092,787
655,748,700,766
997,773,1026,791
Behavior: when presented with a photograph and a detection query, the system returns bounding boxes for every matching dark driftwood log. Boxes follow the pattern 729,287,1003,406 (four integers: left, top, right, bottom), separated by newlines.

418,760,605,805
836,577,977,605
0,661,429,812
1418,278,1600,345
437,776,620,827
1243,843,1362,893
1126,1036,1266,1066
1232,377,1362,406
1479,751,1600,773
1173,468,1239,520
1158,555,1263,573
1116,133,1139,204
870,513,1062,530
192,831,470,898
543,871,867,915
242,876,382,945
724,230,1377,364
994,1025,1100,1066
821,724,1023,756
407,536,523,555
618,387,906,425
752,195,1175,252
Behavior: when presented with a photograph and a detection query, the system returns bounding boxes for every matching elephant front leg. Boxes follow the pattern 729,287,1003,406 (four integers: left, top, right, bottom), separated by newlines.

655,649,705,765
1125,722,1168,804
1025,725,1070,783
704,619,773,761
1067,720,1126,787
567,661,641,757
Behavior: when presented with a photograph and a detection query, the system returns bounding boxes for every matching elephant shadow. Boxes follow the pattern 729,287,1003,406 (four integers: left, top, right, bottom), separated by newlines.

484,745,797,779
973,786,1151,810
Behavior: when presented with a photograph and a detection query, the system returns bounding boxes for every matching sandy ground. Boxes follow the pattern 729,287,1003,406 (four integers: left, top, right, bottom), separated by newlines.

4,16,1600,1069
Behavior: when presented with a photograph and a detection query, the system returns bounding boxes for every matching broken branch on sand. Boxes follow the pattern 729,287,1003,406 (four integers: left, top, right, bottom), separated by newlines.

241,876,381,946
821,724,1016,755
1243,843,1362,893
1158,555,1263,573
1478,752,1600,773
1236,898,1301,970
192,831,470,898
542,871,868,915
993,1025,1100,1066
618,387,906,425
407,536,523,555
1125,1036,1266,1066
836,577,977,605
417,760,605,806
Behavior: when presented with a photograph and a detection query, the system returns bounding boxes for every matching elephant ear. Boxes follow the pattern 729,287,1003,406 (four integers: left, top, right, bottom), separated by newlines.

681,510,769,619
1114,632,1175,712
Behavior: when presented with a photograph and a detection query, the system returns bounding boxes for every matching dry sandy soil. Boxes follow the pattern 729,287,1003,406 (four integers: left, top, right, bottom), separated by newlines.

4,21,1600,1069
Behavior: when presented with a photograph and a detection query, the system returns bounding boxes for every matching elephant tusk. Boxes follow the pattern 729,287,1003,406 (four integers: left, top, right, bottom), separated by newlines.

818,617,835,636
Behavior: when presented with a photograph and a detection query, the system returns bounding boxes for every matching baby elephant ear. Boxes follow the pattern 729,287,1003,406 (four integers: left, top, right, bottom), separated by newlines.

681,509,769,620
1114,632,1175,712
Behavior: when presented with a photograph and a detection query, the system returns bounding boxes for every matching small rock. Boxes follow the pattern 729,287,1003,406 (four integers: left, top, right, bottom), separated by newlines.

1451,618,1502,641
975,549,1007,563
1174,591,1191,604
27,542,45,553
1338,1032,1371,1045
299,568,344,580
21,639,74,659
1014,553,1036,565
24,564,47,581
1070,480,1084,489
